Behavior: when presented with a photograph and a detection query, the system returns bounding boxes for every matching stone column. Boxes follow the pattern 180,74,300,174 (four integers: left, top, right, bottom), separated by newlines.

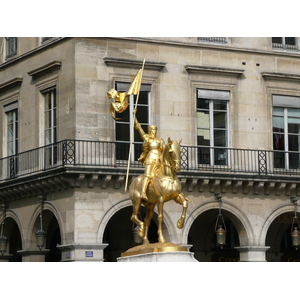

18,249,50,262
235,246,270,262
57,243,108,262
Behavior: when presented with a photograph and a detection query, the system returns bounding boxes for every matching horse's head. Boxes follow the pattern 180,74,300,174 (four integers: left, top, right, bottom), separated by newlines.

167,137,182,173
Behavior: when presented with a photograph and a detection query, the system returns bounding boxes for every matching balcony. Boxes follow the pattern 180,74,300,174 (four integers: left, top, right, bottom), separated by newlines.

0,139,300,201
1,140,300,183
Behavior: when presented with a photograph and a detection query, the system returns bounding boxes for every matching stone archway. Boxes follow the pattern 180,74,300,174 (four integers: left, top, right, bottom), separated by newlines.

183,200,252,262
265,211,300,262
0,216,22,262
187,209,241,262
29,209,62,262
102,206,167,262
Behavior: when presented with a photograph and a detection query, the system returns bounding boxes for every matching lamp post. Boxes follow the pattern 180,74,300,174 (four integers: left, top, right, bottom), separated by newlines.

215,194,227,249
0,203,8,256
290,197,300,250
35,195,47,251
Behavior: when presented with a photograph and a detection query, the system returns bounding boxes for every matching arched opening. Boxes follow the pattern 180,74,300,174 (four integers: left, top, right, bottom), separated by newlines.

188,209,241,262
33,210,62,262
2,217,22,262
266,212,300,262
103,206,159,262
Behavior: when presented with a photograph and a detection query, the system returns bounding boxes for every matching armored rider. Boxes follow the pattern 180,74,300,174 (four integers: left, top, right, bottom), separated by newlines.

134,111,165,201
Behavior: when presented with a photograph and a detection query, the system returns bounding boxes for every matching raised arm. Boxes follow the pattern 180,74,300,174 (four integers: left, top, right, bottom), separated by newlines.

133,110,146,140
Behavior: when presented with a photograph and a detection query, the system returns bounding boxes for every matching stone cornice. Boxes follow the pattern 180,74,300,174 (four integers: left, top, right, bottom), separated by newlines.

0,77,23,92
185,65,244,77
27,60,62,77
103,57,166,70
261,72,300,82
1,166,300,201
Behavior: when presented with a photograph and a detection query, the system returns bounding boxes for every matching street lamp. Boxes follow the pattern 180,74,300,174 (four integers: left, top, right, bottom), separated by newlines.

35,195,47,251
215,194,227,249
290,197,300,250
0,203,8,255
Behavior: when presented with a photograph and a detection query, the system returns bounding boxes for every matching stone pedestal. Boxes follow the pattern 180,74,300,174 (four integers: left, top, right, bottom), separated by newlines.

118,251,197,262
117,242,198,262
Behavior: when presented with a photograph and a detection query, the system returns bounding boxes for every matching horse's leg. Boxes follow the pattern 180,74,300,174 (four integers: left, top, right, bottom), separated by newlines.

130,197,145,238
142,202,155,244
175,194,189,229
157,198,166,243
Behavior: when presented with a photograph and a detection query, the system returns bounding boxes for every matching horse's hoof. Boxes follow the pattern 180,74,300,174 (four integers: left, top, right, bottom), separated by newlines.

177,219,184,229
138,224,145,238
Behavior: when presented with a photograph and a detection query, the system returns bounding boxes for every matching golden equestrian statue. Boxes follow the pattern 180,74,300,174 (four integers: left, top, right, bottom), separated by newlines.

108,60,189,247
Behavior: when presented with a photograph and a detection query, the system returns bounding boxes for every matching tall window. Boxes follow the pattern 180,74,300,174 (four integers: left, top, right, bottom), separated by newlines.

115,82,151,162
272,37,297,50
43,88,57,166
197,89,229,165
5,102,18,177
5,37,17,58
273,95,300,169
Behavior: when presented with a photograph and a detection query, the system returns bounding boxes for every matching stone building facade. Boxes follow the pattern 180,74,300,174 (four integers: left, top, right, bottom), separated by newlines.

0,37,300,262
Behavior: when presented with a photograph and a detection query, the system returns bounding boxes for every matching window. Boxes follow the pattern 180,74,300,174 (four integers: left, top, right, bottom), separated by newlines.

43,88,57,166
4,102,18,177
197,37,227,44
5,37,17,58
272,37,297,50
115,82,151,162
273,95,300,169
197,89,229,166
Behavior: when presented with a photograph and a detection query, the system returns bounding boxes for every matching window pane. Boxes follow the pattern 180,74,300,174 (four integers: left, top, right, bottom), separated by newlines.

197,111,209,128
198,147,210,164
286,37,296,45
116,123,130,142
288,108,300,117
45,130,51,145
289,152,300,169
136,91,149,105
7,124,14,142
214,130,227,147
7,141,14,156
197,129,210,146
273,107,284,116
214,111,227,129
197,99,209,110
136,105,148,124
273,133,284,150
213,100,227,111
45,111,51,129
288,118,300,134
273,116,284,133
272,37,282,44
288,135,300,152
7,111,14,123
44,92,51,110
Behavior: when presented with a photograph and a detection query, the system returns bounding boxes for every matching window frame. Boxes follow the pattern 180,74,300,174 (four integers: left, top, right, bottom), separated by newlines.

114,82,151,163
272,37,298,51
5,37,17,59
196,89,230,166
42,87,57,167
272,94,300,170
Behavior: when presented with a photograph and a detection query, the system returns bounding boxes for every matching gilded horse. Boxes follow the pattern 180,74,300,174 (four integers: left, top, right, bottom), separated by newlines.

129,138,189,244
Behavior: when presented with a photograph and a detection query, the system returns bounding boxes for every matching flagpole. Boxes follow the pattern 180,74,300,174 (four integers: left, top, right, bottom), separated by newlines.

125,58,146,192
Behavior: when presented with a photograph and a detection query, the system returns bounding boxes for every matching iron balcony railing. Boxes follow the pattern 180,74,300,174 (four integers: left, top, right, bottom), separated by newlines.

1,139,300,182
197,37,227,44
